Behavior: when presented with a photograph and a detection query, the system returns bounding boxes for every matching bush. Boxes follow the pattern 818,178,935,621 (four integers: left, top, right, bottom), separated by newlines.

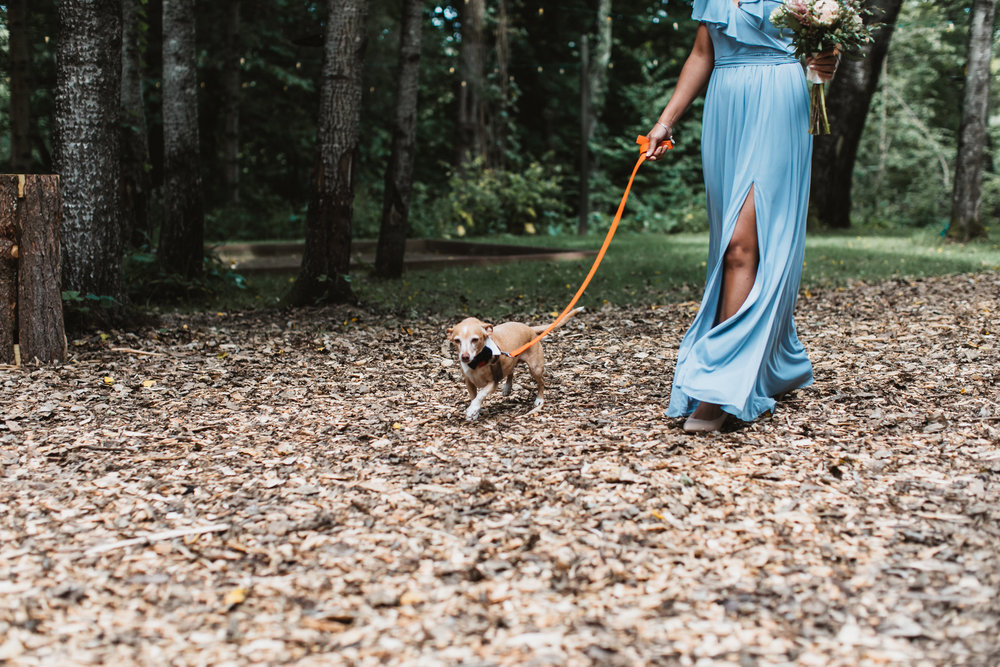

205,200,306,242
409,159,570,238
123,248,247,305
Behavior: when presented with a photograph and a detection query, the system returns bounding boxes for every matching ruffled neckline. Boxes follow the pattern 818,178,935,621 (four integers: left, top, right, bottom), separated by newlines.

691,0,790,52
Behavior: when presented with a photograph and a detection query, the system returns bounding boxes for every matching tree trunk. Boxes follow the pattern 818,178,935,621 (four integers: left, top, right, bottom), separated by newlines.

494,0,511,170
55,0,125,309
456,0,486,167
0,175,66,365
579,35,591,236
8,0,32,172
288,0,368,305
16,176,66,364
121,0,152,248
375,0,423,279
949,0,996,242
222,0,243,205
159,0,205,279
0,179,17,364
809,0,903,229
578,0,613,236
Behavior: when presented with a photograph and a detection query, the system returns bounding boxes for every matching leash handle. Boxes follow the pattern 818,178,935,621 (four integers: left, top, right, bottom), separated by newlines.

508,135,671,358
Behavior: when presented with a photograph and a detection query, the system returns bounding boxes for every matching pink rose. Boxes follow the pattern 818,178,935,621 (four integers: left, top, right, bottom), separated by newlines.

813,0,841,25
786,0,810,13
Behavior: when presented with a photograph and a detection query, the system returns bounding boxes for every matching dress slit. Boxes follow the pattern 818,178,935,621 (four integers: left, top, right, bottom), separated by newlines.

712,181,760,327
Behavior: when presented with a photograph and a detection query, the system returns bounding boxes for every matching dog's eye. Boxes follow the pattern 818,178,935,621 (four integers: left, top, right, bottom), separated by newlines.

470,337,479,344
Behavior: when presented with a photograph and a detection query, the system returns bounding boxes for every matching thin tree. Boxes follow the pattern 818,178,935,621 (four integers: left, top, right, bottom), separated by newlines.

493,0,511,169
55,0,126,309
949,0,996,242
456,0,486,167
288,0,369,305
121,0,152,248
221,0,243,205
809,0,903,229
375,0,423,279
578,0,612,235
159,0,205,280
8,0,32,172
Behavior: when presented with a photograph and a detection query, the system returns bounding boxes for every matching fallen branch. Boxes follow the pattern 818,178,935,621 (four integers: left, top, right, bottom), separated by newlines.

85,523,229,556
110,347,166,357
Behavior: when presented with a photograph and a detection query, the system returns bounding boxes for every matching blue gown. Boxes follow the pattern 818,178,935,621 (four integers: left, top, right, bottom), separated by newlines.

667,0,813,422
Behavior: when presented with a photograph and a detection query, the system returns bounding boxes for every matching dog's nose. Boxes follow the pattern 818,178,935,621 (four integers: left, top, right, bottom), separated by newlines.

460,353,470,362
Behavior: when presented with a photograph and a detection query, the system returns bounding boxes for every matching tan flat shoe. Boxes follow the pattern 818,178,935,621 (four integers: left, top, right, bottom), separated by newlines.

682,413,727,433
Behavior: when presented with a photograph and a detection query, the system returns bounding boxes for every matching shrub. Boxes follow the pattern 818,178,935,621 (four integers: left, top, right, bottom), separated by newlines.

410,159,570,238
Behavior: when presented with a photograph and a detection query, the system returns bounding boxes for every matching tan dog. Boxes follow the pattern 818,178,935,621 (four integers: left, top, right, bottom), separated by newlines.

446,308,583,420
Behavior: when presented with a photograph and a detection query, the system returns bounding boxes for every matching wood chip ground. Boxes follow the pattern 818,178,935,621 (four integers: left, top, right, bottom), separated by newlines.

2,273,998,665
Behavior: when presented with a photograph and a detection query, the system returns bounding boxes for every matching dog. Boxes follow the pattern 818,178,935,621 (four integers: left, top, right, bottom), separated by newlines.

446,308,583,420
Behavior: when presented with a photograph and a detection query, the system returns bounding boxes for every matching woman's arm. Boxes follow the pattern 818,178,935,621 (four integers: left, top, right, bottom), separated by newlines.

646,24,715,161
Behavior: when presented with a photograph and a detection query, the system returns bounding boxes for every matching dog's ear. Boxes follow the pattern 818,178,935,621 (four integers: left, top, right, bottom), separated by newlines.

484,324,494,334
446,326,455,340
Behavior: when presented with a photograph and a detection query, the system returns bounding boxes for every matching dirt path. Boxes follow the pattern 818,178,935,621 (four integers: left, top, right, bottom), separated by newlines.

2,273,998,665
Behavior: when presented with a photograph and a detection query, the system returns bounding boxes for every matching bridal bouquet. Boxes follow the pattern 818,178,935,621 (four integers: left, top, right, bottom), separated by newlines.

770,0,872,135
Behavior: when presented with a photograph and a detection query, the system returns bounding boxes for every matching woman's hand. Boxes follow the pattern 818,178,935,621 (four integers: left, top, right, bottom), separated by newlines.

806,48,840,82
646,121,674,161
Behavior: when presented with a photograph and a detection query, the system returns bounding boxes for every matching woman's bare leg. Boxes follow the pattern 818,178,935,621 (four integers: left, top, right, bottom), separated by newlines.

690,186,759,421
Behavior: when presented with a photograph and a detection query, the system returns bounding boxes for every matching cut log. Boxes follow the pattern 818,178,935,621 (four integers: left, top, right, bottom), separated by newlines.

0,176,18,365
17,175,66,363
0,174,66,365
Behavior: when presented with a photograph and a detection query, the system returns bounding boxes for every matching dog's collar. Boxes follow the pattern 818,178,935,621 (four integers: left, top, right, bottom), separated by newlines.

467,337,503,369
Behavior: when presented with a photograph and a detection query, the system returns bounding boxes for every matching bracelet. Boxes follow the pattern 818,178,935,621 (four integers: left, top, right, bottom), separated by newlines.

656,121,671,132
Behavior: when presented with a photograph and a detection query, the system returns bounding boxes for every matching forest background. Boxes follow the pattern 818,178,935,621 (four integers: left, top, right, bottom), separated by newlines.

0,0,996,313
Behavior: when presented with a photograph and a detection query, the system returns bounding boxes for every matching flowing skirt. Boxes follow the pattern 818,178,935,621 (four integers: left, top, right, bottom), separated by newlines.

667,59,813,421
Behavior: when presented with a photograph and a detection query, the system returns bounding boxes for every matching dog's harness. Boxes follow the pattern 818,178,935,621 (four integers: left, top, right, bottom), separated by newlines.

466,337,507,383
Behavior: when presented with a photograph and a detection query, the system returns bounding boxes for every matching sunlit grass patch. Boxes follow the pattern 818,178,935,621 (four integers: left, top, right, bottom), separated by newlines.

204,229,1000,317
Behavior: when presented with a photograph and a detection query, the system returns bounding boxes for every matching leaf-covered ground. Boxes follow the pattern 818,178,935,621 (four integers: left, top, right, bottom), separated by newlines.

2,273,998,665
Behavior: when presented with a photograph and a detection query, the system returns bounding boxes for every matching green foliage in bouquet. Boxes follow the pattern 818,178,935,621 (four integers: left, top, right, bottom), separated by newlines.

770,0,873,55
770,0,874,134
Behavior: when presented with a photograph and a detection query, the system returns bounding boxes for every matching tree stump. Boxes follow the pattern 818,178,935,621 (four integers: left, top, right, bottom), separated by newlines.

0,175,66,365
0,180,17,364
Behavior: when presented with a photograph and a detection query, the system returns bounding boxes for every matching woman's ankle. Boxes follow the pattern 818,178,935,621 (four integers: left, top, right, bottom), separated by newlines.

691,402,722,420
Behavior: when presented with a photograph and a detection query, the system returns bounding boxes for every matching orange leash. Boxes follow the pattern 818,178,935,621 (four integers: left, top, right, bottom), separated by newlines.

508,134,671,358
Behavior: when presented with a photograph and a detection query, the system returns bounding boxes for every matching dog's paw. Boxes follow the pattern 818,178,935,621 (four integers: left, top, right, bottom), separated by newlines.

525,397,544,417
502,383,513,397
466,406,481,421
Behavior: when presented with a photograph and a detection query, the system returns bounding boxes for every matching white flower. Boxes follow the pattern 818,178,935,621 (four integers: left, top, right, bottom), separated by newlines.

813,0,841,26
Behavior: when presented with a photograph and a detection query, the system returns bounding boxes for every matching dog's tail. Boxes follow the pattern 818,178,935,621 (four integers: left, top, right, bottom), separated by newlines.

530,307,584,334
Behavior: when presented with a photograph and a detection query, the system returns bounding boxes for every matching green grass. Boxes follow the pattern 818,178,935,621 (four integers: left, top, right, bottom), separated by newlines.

208,229,1000,317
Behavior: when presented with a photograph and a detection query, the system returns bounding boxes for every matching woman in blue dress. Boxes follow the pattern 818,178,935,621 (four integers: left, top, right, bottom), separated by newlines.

645,0,839,432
